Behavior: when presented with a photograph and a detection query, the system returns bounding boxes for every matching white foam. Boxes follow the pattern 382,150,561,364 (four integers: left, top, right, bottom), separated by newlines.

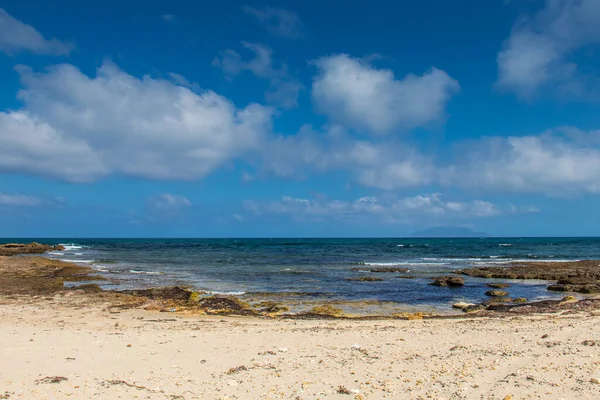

129,270,162,275
59,259,95,263
60,244,85,251
208,291,246,295
397,244,404,247
363,261,445,267
48,251,64,256
499,244,513,247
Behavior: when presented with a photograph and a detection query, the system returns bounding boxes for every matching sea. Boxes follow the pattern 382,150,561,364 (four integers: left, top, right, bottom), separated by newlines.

4,237,600,314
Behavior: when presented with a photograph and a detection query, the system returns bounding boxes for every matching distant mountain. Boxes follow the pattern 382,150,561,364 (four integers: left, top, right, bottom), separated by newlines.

413,226,488,238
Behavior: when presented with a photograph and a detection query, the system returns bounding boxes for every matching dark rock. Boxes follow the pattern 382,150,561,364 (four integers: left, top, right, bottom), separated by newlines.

395,275,415,279
513,297,528,303
547,284,600,294
483,297,513,305
431,276,465,287
120,286,192,301
198,296,254,315
486,283,510,289
485,290,509,297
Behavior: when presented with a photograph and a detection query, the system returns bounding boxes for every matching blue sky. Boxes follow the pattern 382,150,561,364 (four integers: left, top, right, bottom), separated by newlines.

1,0,600,237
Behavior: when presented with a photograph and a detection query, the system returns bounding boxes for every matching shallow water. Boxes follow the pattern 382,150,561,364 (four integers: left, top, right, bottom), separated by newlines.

4,237,600,312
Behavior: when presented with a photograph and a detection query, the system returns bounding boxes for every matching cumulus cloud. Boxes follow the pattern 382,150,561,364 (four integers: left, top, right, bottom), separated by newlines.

443,128,600,195
260,125,434,189
312,54,460,134
0,61,272,182
242,6,303,38
497,0,600,99
0,9,74,55
213,42,302,108
0,193,42,206
243,193,534,223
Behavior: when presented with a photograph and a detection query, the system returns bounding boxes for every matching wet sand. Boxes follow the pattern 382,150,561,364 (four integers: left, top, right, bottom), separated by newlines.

2,254,600,399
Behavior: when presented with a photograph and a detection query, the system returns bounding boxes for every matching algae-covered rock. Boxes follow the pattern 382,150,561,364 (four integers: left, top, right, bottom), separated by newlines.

198,296,253,315
0,242,65,256
513,297,528,303
346,276,384,282
120,286,192,301
452,302,476,310
431,276,464,287
307,304,344,317
485,290,509,297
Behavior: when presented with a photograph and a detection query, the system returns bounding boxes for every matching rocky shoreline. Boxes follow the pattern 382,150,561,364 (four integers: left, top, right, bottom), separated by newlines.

2,242,600,319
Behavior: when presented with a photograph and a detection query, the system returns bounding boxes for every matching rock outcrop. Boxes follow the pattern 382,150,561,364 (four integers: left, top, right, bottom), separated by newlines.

431,276,464,287
0,242,64,256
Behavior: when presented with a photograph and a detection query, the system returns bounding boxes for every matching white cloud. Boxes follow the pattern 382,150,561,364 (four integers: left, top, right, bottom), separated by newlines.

150,193,191,213
0,193,42,206
312,54,460,134
260,125,434,189
0,61,273,182
213,42,302,108
442,128,600,195
0,9,73,55
497,0,600,99
242,6,303,38
243,193,533,223
162,14,176,22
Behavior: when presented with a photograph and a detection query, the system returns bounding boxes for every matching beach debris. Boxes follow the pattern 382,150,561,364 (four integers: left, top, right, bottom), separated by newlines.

226,365,248,375
487,283,510,289
406,312,424,320
346,276,384,282
351,344,361,349
0,392,13,399
452,302,476,310
486,290,509,297
590,378,600,384
582,340,599,346
35,376,68,384
337,385,352,394
102,380,149,391
254,301,289,314
541,334,549,339
278,347,289,352
430,276,464,287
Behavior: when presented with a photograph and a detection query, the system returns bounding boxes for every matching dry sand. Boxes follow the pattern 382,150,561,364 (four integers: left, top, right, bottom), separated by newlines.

2,298,600,399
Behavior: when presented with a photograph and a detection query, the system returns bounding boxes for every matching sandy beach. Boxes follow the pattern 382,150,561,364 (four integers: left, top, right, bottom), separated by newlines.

3,299,600,399
1,253,600,399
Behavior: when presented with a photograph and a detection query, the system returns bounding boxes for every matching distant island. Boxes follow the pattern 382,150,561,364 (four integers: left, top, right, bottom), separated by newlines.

413,226,488,238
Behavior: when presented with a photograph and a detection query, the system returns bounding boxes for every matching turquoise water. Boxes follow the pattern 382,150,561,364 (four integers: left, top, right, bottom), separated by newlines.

5,237,600,311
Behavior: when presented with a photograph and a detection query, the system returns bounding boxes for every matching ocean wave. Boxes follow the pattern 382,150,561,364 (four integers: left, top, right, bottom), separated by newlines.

362,261,446,267
59,244,87,251
208,291,246,295
59,259,95,263
48,251,64,256
499,244,513,247
129,270,162,275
